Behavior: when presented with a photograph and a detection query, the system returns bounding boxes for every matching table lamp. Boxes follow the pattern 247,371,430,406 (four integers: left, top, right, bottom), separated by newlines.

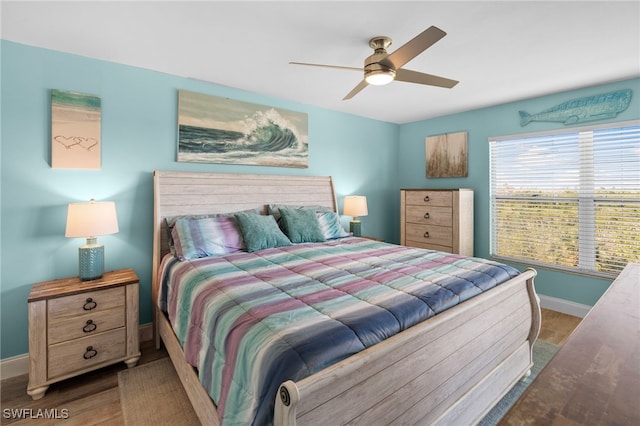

343,195,368,237
65,199,119,280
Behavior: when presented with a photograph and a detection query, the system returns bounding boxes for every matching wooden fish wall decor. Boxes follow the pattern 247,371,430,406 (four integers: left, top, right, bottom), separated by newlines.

519,89,632,126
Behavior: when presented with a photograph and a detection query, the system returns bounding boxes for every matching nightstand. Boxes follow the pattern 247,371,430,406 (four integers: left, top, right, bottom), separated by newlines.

27,268,140,400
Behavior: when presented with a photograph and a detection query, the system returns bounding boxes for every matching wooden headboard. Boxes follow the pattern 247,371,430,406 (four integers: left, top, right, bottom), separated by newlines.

151,170,338,298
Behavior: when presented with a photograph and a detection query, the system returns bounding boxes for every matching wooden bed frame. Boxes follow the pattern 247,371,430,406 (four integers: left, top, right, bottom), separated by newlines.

152,170,541,426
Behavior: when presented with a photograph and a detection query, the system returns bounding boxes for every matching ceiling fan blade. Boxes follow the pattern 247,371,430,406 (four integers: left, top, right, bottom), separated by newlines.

395,69,458,88
381,26,446,70
289,62,362,72
343,80,369,100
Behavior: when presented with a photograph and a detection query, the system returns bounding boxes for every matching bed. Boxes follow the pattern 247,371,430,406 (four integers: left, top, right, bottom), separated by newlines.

151,170,541,426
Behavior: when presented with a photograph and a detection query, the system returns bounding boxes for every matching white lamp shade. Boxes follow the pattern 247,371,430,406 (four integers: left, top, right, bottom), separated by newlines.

65,200,119,238
343,196,368,217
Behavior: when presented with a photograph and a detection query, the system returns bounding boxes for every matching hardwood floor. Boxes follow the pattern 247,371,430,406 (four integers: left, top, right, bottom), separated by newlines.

538,308,583,346
1,309,580,424
0,340,167,425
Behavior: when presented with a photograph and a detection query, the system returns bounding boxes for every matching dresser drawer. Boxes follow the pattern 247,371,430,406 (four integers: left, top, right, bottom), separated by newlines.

48,306,125,344
48,328,126,379
48,287,124,320
405,205,452,226
405,223,453,247
405,191,453,207
405,241,453,253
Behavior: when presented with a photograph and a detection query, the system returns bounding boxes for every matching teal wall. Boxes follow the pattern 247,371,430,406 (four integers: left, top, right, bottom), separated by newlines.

1,39,638,360
0,41,399,359
398,77,640,307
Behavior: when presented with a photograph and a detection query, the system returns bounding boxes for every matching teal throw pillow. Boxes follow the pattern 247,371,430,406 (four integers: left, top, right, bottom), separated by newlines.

234,213,292,252
268,204,333,222
279,208,326,243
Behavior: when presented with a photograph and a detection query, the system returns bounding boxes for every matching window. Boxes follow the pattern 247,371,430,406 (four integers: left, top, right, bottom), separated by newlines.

489,121,640,277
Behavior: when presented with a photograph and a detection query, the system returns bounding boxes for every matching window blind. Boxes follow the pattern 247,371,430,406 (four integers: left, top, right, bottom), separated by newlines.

489,121,640,277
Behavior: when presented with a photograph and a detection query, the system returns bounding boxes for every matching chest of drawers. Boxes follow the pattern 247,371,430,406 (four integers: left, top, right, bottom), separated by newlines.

400,189,474,255
27,269,140,400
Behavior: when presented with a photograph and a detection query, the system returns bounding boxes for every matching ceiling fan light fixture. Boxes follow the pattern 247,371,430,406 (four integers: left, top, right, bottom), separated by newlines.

365,68,396,85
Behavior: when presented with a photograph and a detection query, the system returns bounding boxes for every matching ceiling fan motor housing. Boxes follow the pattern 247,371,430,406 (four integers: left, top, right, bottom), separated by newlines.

364,36,396,85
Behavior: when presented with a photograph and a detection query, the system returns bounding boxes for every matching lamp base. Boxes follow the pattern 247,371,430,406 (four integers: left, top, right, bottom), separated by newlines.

79,241,104,281
349,220,362,237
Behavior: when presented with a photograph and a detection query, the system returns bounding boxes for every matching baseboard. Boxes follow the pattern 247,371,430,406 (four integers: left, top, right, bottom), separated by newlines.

0,323,153,381
139,322,153,342
0,353,30,382
539,294,591,318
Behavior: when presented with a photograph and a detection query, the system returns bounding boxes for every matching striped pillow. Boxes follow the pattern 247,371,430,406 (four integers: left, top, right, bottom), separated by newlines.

316,211,349,240
171,216,245,260
164,208,258,255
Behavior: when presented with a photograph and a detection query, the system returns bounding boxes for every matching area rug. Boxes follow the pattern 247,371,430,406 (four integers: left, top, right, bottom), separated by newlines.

118,357,200,426
478,339,559,425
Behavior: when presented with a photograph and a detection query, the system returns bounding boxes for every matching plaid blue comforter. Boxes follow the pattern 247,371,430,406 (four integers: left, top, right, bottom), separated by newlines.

158,237,520,425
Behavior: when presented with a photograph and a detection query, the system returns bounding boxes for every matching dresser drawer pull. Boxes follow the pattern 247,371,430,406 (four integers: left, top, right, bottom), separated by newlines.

423,232,430,238
83,298,97,311
82,320,97,333
83,346,98,359
424,212,430,219
424,195,430,202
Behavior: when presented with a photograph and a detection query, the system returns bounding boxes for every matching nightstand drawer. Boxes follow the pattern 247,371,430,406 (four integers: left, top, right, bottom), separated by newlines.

405,191,453,207
48,328,126,378
48,287,124,320
405,224,453,247
405,205,452,226
48,306,125,344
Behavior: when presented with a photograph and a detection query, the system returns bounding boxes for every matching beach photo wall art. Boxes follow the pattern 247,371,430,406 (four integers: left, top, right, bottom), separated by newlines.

425,131,468,178
51,89,101,169
177,90,309,168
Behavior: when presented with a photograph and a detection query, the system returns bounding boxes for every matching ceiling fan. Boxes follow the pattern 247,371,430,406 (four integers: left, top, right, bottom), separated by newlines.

290,26,459,100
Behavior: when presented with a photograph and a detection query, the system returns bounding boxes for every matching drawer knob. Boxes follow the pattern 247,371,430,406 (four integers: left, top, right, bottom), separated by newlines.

83,298,97,311
424,212,430,219
424,195,430,202
83,346,98,360
83,320,97,333
423,231,430,239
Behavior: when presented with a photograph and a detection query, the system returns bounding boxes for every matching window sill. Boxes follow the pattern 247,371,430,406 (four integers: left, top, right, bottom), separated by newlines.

490,255,618,281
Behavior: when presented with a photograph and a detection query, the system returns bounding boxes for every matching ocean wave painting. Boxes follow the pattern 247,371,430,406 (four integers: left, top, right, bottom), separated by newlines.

177,90,308,168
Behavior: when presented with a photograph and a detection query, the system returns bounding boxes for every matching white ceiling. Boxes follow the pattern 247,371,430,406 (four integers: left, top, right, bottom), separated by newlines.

2,1,639,124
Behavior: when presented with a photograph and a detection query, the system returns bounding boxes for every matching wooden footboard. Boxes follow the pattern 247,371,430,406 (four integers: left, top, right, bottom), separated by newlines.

274,268,540,426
